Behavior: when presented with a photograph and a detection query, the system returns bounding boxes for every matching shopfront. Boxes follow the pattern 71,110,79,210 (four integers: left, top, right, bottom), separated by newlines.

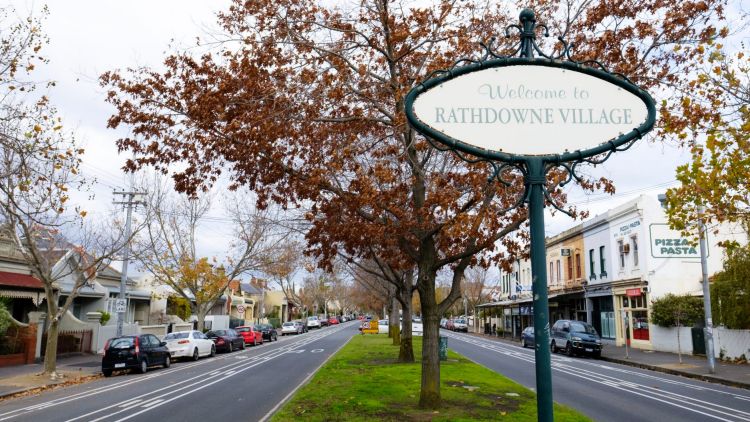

614,284,651,348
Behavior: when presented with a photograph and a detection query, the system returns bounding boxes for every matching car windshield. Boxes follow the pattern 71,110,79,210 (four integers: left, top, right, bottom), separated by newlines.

570,322,597,335
253,325,263,330
308,317,317,321
379,320,388,325
456,319,465,324
213,330,229,336
109,337,134,349
164,332,189,340
283,322,295,327
235,327,250,332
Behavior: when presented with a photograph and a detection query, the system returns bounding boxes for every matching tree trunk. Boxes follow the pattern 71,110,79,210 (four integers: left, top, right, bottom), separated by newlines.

197,307,209,332
390,295,400,345
43,315,59,378
418,279,441,408
399,289,415,363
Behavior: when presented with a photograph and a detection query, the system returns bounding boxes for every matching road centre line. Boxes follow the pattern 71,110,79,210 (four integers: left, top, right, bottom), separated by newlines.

444,331,750,421
0,324,349,422
64,325,351,422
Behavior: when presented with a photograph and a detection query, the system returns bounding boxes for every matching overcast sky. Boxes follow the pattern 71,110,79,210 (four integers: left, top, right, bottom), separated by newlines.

8,0,742,271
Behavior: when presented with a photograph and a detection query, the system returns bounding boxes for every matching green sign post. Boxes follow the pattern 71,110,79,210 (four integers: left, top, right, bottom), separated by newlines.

405,9,656,421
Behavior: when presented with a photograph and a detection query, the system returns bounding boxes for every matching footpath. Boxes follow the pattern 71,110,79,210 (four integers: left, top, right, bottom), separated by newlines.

469,331,750,390
0,353,102,400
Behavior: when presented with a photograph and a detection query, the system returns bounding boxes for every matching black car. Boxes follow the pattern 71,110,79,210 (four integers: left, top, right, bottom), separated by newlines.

521,326,535,348
550,320,603,358
206,329,246,353
102,334,171,377
254,323,278,342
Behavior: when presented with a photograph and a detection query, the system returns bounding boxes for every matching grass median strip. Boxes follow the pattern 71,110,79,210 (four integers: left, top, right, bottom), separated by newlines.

272,334,590,421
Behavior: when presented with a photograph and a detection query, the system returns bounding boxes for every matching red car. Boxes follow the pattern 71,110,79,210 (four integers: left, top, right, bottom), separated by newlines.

235,325,263,346
328,316,340,325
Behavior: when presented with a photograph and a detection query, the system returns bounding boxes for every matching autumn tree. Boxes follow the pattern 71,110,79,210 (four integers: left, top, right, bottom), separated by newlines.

662,45,749,233
0,5,133,378
135,175,276,330
102,0,727,407
650,293,704,363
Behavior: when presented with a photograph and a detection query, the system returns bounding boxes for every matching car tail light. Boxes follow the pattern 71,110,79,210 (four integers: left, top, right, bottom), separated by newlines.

134,336,140,356
178,340,190,344
217,338,225,344
104,339,111,350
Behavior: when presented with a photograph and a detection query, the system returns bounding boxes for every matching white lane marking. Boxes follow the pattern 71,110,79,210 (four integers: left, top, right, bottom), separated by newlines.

117,399,141,408
141,399,164,408
310,349,324,353
736,396,750,402
63,324,352,422
444,331,750,421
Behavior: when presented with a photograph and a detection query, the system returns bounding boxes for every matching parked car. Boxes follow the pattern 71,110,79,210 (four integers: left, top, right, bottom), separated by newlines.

521,326,535,348
307,316,321,329
549,320,602,358
440,318,448,329
378,319,389,334
328,316,340,325
294,320,309,333
319,316,330,327
164,330,216,360
452,318,468,332
235,325,264,346
102,334,171,377
281,321,301,335
255,323,278,342
446,319,455,331
206,329,245,353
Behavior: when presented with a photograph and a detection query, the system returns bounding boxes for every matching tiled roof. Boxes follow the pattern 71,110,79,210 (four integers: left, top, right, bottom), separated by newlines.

0,271,45,290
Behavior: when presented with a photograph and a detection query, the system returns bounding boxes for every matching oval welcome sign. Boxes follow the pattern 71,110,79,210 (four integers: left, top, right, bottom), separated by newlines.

405,59,656,162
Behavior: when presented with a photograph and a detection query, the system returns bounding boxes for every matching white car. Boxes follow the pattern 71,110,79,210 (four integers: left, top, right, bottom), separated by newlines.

164,330,216,360
307,316,321,329
281,322,300,335
378,319,389,334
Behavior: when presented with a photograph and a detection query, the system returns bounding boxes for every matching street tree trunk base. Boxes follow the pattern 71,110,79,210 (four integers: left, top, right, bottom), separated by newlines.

398,336,414,363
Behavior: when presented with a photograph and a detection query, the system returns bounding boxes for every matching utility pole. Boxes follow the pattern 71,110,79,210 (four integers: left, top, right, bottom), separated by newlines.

113,190,145,337
698,205,716,373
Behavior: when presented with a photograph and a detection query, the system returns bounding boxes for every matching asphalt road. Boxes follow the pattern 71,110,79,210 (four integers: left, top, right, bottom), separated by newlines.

0,322,357,422
442,330,750,422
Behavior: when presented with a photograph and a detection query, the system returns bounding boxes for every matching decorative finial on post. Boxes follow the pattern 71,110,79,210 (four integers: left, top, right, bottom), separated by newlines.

519,8,536,58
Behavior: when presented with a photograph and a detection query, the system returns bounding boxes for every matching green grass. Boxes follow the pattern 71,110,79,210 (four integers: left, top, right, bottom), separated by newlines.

272,334,591,422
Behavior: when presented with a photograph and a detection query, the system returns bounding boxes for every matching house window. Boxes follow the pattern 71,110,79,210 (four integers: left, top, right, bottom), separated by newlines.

556,260,561,282
566,256,573,281
549,262,554,282
618,240,625,269
632,236,639,267
575,253,581,279
589,249,596,280
599,246,607,277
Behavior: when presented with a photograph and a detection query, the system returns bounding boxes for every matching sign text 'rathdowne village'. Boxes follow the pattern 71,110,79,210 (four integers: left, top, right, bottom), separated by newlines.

433,84,633,126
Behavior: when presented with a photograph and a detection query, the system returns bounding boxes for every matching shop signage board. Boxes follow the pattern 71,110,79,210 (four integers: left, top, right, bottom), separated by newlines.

649,223,704,258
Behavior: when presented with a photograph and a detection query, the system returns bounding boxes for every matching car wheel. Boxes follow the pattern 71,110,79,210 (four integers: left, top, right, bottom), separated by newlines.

254,337,258,346
550,341,556,353
138,358,148,374
228,342,233,353
521,339,527,348
281,333,285,336
164,355,171,368
273,333,277,341
565,342,574,357
193,348,200,361
240,341,246,350
102,368,112,377
210,345,216,357
593,351,601,359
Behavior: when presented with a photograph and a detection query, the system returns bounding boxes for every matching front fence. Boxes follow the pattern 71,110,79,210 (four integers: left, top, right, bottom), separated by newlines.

41,329,93,356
